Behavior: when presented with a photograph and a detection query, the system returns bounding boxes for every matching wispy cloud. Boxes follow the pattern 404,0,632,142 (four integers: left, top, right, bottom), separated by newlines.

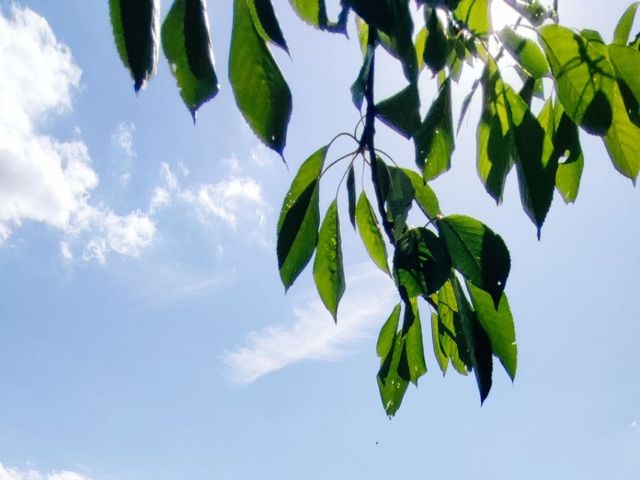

0,464,89,480
0,6,156,263
222,265,396,384
632,420,640,430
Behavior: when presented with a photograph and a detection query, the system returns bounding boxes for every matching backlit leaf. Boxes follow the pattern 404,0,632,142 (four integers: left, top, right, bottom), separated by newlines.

162,0,219,119
375,84,421,139
603,85,640,182
356,192,390,275
402,168,441,220
613,2,639,45
377,304,401,358
402,297,427,385
110,0,160,92
248,0,289,53
277,146,327,289
230,0,292,154
313,200,345,321
498,26,549,79
454,0,490,34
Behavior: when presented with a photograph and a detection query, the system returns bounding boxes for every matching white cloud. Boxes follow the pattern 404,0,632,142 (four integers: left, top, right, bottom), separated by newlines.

111,121,136,159
632,420,640,430
60,241,73,260
0,6,155,263
0,464,89,480
160,162,178,190
222,265,396,384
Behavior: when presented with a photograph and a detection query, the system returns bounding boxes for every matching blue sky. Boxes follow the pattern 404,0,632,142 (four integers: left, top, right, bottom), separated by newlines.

0,1,638,479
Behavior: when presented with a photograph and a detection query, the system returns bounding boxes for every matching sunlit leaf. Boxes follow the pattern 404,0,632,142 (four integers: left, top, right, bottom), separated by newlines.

613,2,639,45
277,146,327,289
313,200,345,321
402,169,441,220
230,0,292,154
109,0,160,92
498,26,549,79
603,85,640,182
436,280,470,375
438,215,510,307
377,333,408,416
402,297,427,385
356,192,390,275
162,0,219,119
454,0,490,34
377,303,401,358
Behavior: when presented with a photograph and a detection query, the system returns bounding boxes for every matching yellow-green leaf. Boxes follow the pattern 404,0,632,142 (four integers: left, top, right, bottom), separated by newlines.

355,192,390,275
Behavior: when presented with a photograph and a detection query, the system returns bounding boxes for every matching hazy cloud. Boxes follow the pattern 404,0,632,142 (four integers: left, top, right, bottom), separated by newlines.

0,464,89,480
222,265,396,384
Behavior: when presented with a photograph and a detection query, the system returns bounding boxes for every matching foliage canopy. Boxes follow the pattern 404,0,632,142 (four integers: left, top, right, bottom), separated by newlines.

108,0,640,415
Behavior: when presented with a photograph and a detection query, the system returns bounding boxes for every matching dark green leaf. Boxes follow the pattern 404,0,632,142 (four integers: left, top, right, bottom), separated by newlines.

613,2,639,45
377,304,401,358
248,0,289,53
393,228,450,299
435,280,470,375
498,26,549,79
451,276,493,404
230,0,292,154
377,333,409,416
402,298,427,385
375,84,421,139
539,25,614,136
424,8,449,73
162,0,219,119
351,45,374,110
402,168,441,220
466,282,517,381
356,192,390,275
277,146,327,289
313,200,345,321
414,79,455,180
109,0,159,92
454,0,490,34
346,164,357,229
386,166,415,238
438,215,510,307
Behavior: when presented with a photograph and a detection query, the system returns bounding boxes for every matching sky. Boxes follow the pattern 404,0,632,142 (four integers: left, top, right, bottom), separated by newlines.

0,0,638,479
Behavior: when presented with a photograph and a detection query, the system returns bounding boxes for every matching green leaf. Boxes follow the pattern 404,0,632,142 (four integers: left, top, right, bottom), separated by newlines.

415,26,427,71
248,0,289,53
466,282,517,381
313,200,345,321
402,298,427,385
424,8,449,73
613,2,639,45
375,84,421,139
161,0,219,119
402,169,441,220
289,0,322,27
477,63,514,204
454,0,490,34
451,276,493,404
539,25,614,136
603,85,640,181
431,312,449,374
109,0,159,92
609,45,640,114
386,166,415,238
498,26,549,79
377,333,409,416
414,78,455,180
277,146,327,289
438,215,510,307
393,228,451,300
435,280,470,375
346,164,357,229
505,86,557,235
351,45,374,110
377,304,401,358
230,0,292,155
356,192,390,275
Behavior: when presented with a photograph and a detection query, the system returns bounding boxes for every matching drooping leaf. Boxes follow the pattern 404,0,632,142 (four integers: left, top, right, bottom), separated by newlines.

424,7,450,73
451,276,493,404
453,0,490,34
505,86,557,235
466,282,517,381
248,0,289,53
109,0,160,92
355,192,390,275
230,0,292,155
377,303,401,358
539,25,614,136
414,78,455,180
402,297,427,385
351,44,374,110
377,333,409,417
498,26,549,79
435,280,470,375
603,85,640,182
402,169,441,220
277,146,327,289
161,0,219,119
438,215,510,307
313,200,345,321
609,44,640,114
476,63,514,204
415,26,428,71
458,78,479,133
613,2,639,45
393,228,450,300
346,164,357,229
386,166,415,238
375,84,421,139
